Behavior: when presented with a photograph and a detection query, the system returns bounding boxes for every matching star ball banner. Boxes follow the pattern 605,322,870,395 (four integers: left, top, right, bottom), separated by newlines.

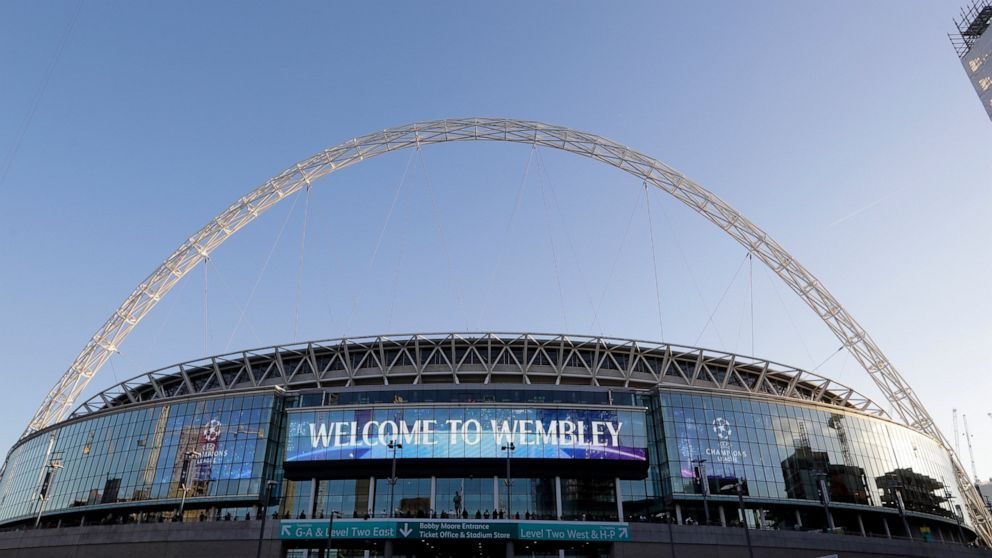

285,407,648,462
672,407,750,478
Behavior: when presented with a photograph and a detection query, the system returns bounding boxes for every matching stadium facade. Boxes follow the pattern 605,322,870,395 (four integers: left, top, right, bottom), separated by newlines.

2,118,987,557
0,333,983,557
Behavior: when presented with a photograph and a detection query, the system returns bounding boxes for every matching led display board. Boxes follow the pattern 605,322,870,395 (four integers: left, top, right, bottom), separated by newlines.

671,405,751,479
285,407,647,462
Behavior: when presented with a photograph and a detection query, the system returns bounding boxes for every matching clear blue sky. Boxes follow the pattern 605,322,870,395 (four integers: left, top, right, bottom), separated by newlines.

1,1,990,477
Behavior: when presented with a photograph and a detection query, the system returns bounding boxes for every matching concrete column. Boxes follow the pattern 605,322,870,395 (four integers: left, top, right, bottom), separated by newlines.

718,505,726,527
309,478,319,517
308,481,320,558
505,541,515,558
555,476,563,519
794,509,802,529
368,476,375,516
493,476,499,512
675,503,683,524
938,526,945,542
430,476,436,516
858,514,866,536
384,540,393,558
615,478,624,521
882,517,891,539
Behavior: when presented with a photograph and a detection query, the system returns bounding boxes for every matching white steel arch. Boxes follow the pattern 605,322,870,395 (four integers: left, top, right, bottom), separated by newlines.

22,117,990,541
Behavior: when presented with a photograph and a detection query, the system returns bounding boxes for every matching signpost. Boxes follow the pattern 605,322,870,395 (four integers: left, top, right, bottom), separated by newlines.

517,522,630,542
279,519,631,542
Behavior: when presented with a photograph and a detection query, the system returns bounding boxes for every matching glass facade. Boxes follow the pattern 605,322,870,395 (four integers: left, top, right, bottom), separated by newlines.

0,393,278,524
0,383,972,535
289,388,619,407
501,477,557,519
655,390,967,524
436,477,492,518
373,478,431,517
283,476,562,520
315,478,372,518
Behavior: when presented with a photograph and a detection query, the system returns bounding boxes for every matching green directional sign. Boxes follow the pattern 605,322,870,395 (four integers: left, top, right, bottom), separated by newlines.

280,519,396,540
403,520,515,541
518,521,631,542
280,520,329,540
280,519,630,542
331,520,397,539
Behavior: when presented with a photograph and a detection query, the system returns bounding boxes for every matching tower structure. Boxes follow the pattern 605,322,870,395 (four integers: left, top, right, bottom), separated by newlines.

951,1,992,121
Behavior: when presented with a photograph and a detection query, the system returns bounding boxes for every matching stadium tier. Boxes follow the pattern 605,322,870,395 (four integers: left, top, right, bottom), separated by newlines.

0,334,981,557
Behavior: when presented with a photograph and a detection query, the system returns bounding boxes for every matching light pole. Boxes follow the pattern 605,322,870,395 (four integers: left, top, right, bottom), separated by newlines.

255,480,278,558
321,509,341,558
665,506,677,557
387,440,402,518
34,451,64,528
721,479,753,558
177,450,201,521
691,459,710,525
501,442,516,517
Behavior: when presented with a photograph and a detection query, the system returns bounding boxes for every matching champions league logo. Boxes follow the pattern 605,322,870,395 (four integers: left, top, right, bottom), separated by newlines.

705,416,747,464
712,417,732,440
202,419,223,442
195,418,230,471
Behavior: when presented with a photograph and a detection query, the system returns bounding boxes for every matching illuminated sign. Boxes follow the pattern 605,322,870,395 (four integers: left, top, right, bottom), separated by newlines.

162,404,270,485
674,410,749,478
285,407,647,461
279,518,631,542
192,418,227,481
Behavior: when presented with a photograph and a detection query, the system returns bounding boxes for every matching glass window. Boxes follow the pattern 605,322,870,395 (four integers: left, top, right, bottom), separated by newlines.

653,390,961,525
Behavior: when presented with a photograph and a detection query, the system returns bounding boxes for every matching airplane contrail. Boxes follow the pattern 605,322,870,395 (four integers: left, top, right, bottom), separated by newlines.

826,194,891,229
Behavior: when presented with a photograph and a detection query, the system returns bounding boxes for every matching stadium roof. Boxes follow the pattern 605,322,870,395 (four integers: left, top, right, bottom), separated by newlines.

68,332,888,420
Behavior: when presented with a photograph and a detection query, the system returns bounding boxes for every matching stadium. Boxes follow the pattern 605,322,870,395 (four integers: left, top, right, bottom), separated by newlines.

0,119,988,558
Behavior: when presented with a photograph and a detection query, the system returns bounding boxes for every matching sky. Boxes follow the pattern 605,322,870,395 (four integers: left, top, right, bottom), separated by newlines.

0,1,990,480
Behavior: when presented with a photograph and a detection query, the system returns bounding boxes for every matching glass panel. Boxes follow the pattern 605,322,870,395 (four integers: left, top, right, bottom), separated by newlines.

560,477,617,521
372,478,430,518
0,394,278,524
655,390,963,528
435,477,493,519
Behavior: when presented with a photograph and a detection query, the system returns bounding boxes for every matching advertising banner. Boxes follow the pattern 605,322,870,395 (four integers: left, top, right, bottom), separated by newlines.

672,407,750,478
285,407,647,462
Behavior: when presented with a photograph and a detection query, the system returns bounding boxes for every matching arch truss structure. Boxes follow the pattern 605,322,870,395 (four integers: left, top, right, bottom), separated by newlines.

68,332,889,419
22,117,990,542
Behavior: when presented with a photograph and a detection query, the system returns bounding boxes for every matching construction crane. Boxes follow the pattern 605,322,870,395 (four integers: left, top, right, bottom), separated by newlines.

954,408,961,456
828,414,853,466
964,414,980,484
